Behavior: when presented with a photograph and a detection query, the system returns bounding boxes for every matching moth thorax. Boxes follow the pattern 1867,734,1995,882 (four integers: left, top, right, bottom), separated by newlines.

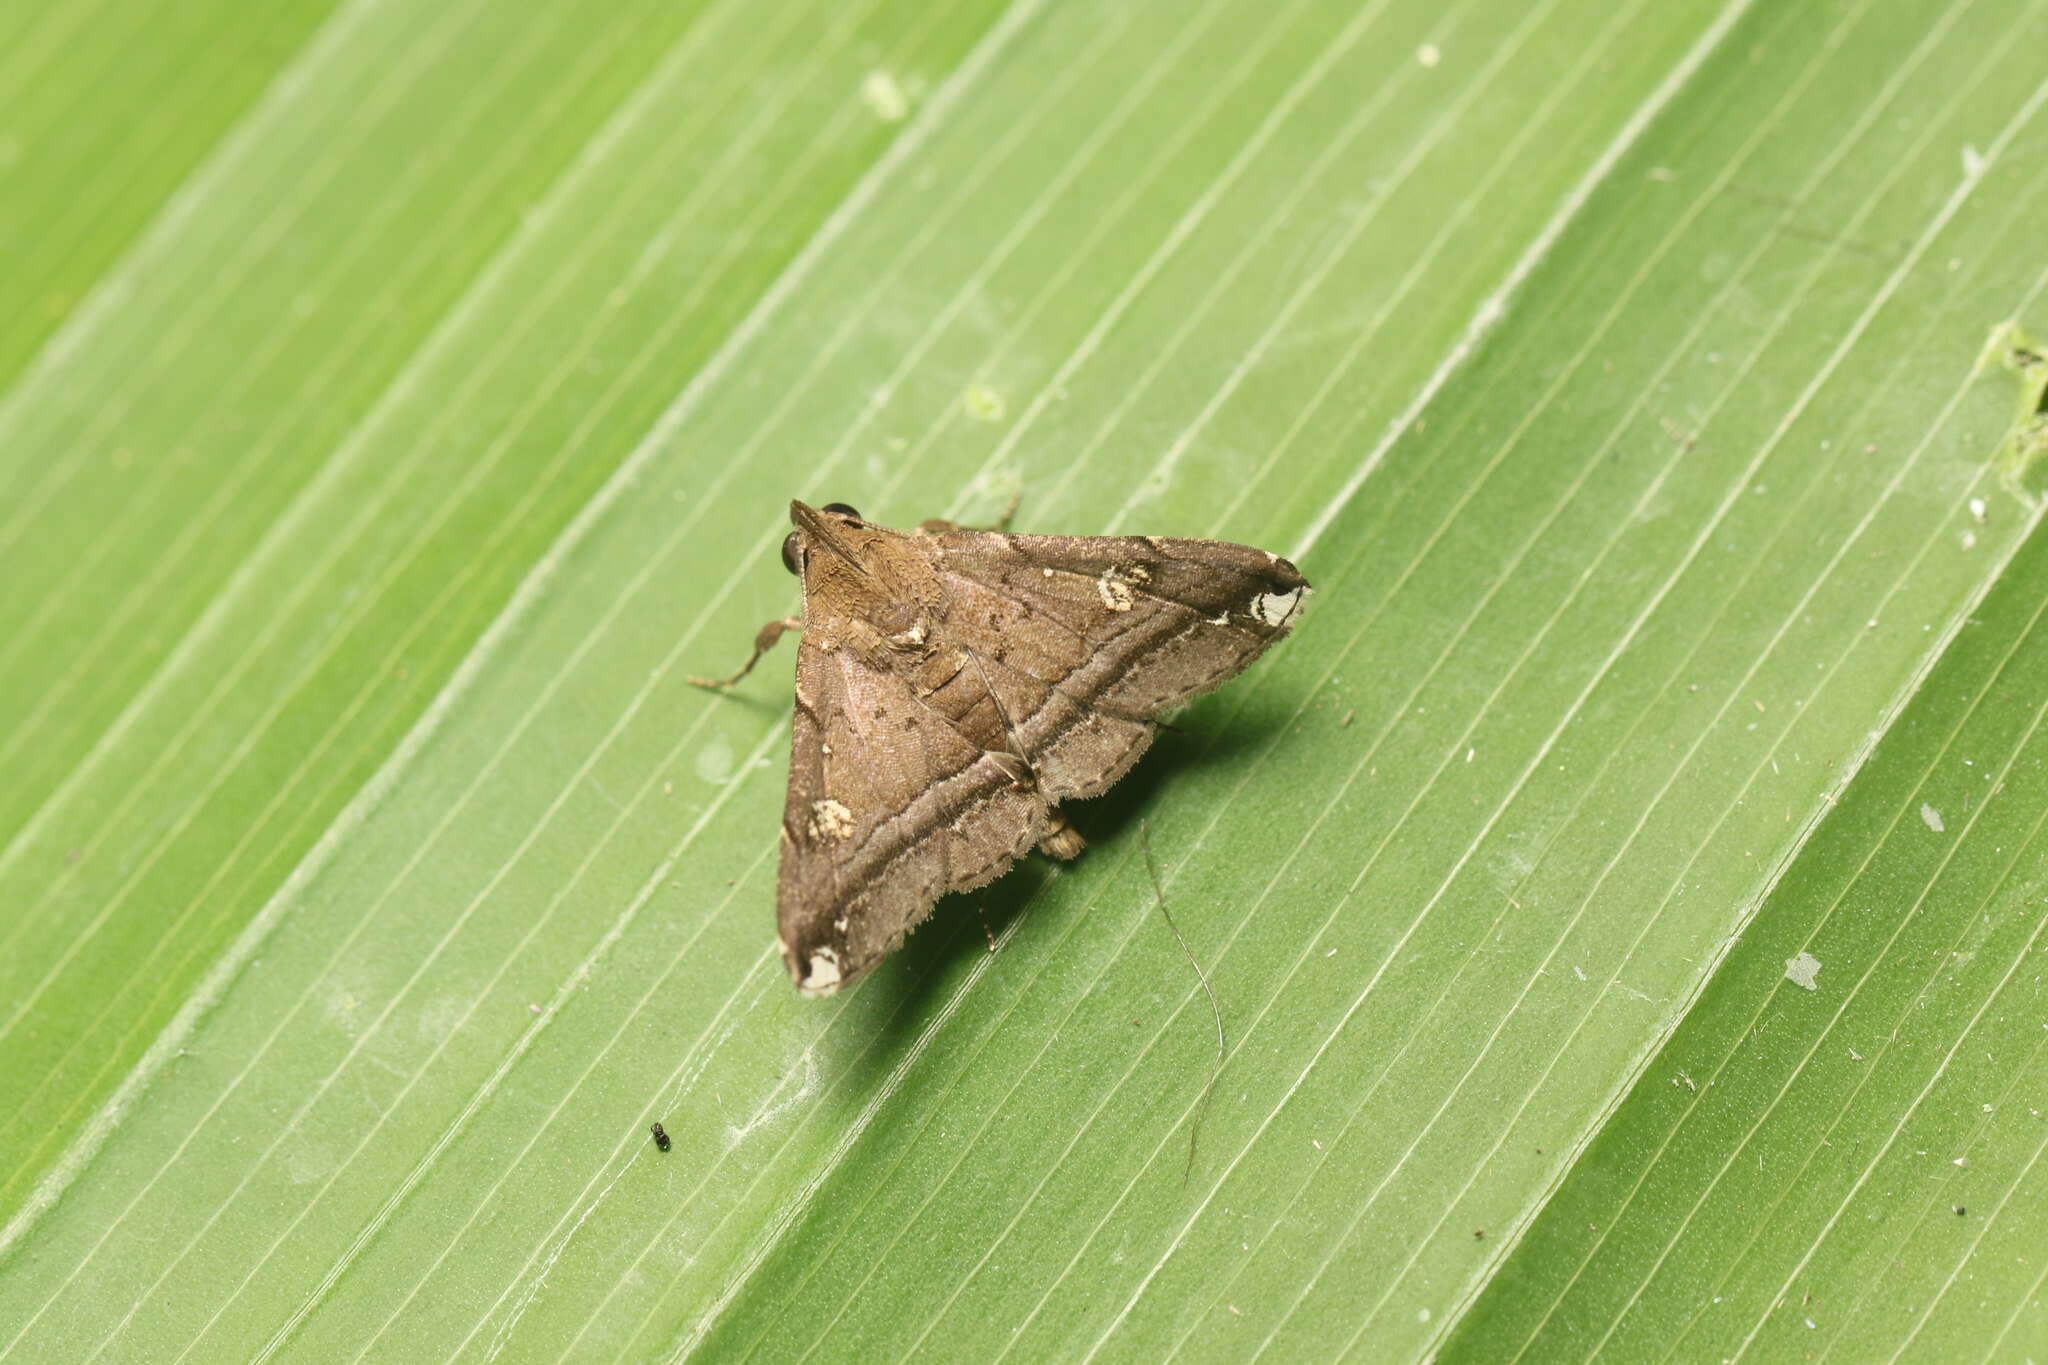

865,597,929,649
885,620,930,651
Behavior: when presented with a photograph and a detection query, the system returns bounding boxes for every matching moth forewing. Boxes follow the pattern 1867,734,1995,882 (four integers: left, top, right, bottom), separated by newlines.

715,500,1307,994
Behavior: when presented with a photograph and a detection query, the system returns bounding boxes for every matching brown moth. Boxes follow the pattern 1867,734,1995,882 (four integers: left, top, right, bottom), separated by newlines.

692,500,1309,995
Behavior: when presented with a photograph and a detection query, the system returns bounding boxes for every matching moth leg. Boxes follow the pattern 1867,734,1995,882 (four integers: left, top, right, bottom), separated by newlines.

1039,807,1086,860
918,490,1021,536
975,896,999,953
687,617,802,689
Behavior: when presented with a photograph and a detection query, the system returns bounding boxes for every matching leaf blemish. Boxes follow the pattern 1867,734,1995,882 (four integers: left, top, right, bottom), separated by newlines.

1785,952,1822,991
964,382,1006,422
859,70,910,122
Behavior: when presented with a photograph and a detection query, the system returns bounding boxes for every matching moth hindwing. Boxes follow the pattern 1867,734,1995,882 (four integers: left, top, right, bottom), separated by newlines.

699,500,1309,994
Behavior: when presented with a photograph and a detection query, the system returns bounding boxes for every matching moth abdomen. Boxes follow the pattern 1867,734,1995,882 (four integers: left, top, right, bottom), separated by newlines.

1039,809,1085,860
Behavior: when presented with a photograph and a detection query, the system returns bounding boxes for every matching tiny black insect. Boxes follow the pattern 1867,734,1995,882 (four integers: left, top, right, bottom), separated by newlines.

650,1122,671,1152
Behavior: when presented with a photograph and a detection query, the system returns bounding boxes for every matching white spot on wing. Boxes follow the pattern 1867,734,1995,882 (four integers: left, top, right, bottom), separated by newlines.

809,798,855,841
801,946,843,994
1096,566,1137,612
1252,585,1304,627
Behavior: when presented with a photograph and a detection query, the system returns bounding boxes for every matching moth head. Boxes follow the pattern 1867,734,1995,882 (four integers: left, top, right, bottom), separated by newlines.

781,502,865,575
787,500,941,648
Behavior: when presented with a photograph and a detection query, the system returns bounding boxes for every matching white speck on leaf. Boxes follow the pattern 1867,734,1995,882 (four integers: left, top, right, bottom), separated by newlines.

964,382,1006,422
695,734,734,784
859,70,910,121
1785,952,1822,990
1921,803,1945,832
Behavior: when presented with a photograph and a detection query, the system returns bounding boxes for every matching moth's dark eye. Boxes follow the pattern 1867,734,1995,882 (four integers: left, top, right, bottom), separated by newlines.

820,502,861,521
780,531,802,575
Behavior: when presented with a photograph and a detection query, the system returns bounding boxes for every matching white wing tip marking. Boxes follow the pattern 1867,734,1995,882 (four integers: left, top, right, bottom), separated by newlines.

1253,585,1305,627
800,946,843,994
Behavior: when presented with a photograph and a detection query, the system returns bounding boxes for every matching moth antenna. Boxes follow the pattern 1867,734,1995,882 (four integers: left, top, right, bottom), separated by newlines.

810,527,874,576
915,490,1022,536
960,646,1084,859
960,646,1036,784
1140,822,1225,1186
975,896,999,953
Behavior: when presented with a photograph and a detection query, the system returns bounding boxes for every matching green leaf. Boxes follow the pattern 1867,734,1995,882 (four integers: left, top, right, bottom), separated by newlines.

3,0,2044,1359
1444,425,2048,1362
